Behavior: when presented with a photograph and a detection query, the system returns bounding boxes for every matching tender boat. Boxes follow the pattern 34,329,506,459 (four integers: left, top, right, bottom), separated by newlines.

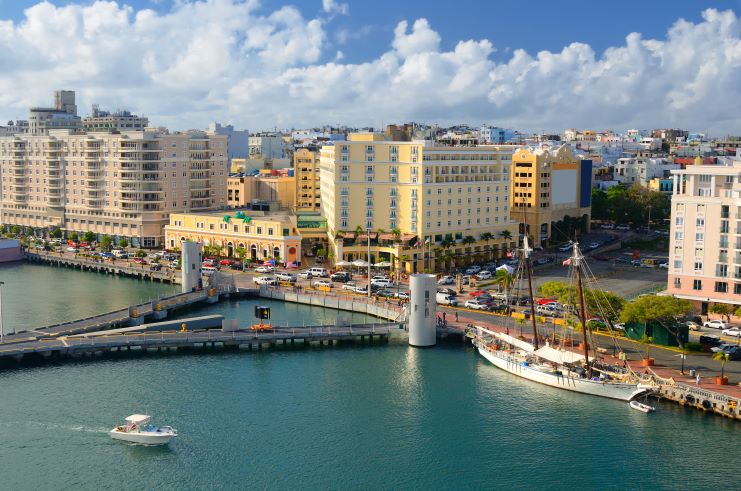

629,400,655,413
109,414,177,445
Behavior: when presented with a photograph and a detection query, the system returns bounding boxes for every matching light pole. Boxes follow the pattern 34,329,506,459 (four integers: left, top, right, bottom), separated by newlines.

367,227,372,299
0,281,4,343
647,205,652,232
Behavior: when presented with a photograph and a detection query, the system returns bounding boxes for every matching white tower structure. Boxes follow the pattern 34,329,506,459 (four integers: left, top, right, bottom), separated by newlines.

408,274,436,347
181,240,202,293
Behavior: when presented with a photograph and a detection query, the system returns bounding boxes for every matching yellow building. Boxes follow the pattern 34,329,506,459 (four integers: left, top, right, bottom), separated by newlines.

227,174,295,209
509,145,592,245
294,146,321,211
319,133,518,273
164,210,302,264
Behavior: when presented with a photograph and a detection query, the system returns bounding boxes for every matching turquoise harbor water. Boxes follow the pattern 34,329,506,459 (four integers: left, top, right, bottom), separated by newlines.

0,263,738,490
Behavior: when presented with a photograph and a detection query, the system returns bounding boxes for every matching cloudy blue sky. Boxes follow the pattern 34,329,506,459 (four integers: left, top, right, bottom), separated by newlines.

0,0,740,134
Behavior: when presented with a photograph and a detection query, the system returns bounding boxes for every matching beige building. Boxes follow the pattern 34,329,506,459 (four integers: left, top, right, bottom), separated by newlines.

510,146,592,245
667,157,741,314
227,174,295,209
294,146,321,211
0,129,227,248
164,210,301,264
319,133,518,273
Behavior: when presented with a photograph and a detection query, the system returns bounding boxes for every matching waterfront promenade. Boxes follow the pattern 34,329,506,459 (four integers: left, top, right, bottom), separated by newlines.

24,250,180,283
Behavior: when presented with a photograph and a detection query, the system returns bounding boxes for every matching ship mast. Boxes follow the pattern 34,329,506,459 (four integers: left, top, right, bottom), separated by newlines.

573,243,591,377
523,236,540,350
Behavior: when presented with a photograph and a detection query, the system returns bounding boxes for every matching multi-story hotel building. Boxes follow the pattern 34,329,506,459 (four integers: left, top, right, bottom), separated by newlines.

164,210,301,264
666,158,741,313
319,133,518,273
0,129,227,248
510,145,592,244
294,146,321,211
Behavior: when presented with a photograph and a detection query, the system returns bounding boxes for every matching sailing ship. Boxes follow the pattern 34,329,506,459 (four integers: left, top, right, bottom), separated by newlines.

470,239,651,402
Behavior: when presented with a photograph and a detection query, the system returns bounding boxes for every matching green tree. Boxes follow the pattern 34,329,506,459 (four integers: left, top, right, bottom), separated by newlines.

708,303,733,323
69,231,79,243
538,280,625,322
480,232,493,259
499,230,512,241
100,235,113,250
494,268,514,303
620,295,693,325
591,189,609,221
441,249,455,272
135,249,146,258
118,238,129,248
638,334,654,360
712,352,730,380
235,246,246,262
462,235,476,246
82,231,96,243
391,227,402,243
49,228,62,239
11,225,21,235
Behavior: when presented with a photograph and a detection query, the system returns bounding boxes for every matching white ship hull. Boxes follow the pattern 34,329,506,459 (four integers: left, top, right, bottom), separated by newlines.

109,429,176,445
477,346,647,401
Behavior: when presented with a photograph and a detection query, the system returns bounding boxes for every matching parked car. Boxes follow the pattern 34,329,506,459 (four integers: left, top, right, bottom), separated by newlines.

475,270,492,280
253,276,277,286
721,327,741,337
658,262,669,269
66,246,78,252
724,346,741,360
685,321,702,331
558,243,572,252
703,320,729,330
276,272,297,283
465,299,490,310
711,343,737,354
616,224,631,231
437,275,455,285
133,258,147,264
370,278,394,288
465,265,482,275
255,266,275,273
436,293,459,306
297,270,313,279
353,285,368,295
699,334,722,347
312,280,332,288
394,292,410,300
219,259,235,266
437,287,456,296
330,271,352,283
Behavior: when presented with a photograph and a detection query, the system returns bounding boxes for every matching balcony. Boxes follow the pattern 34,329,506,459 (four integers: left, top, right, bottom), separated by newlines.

47,178,64,190
86,198,105,209
46,196,64,208
13,194,27,203
47,188,63,197
12,183,28,193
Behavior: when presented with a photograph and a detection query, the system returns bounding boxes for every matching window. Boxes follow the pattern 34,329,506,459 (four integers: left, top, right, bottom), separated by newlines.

734,283,741,295
715,282,728,293
673,260,682,269
675,216,684,225
694,261,703,272
674,278,681,288
717,264,728,277
674,232,684,241
696,217,704,227
695,233,704,241
693,279,702,290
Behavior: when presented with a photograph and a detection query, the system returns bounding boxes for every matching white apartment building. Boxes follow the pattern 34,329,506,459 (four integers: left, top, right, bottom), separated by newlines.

248,134,286,159
667,158,741,313
0,129,227,248
613,156,678,186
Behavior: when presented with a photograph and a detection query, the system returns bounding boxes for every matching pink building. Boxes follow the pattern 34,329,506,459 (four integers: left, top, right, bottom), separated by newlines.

667,157,741,314
0,239,22,262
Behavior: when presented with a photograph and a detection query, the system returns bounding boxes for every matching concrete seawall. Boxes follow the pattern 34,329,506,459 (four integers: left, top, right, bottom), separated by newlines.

256,288,405,322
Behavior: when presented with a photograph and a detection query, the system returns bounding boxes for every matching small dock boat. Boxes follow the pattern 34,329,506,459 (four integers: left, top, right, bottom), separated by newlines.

629,400,655,413
109,414,177,445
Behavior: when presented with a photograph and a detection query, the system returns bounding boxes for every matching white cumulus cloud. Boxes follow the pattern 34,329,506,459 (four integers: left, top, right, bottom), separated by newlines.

0,2,739,134
322,0,349,16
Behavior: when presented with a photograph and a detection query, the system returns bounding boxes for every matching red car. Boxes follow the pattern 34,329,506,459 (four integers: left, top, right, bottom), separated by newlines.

219,259,235,266
469,290,489,297
133,258,147,264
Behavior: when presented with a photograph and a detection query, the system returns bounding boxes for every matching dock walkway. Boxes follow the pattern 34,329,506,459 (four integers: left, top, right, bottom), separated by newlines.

0,324,397,363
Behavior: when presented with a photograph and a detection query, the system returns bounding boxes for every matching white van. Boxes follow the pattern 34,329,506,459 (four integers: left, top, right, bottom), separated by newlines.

308,267,329,278
112,248,127,258
436,292,459,306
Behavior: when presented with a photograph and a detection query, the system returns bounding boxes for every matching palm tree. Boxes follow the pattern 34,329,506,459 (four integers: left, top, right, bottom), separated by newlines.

235,246,246,265
391,227,402,243
441,249,455,272
713,352,730,382
354,225,364,245
494,268,514,301
480,232,493,260
499,230,513,241
462,235,476,246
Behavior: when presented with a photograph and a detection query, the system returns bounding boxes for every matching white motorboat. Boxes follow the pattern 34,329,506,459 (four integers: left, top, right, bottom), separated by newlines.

629,400,655,413
109,414,177,445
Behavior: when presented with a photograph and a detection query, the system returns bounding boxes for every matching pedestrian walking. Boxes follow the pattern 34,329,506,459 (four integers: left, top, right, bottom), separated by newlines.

696,373,701,386
442,312,447,324
455,312,459,322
